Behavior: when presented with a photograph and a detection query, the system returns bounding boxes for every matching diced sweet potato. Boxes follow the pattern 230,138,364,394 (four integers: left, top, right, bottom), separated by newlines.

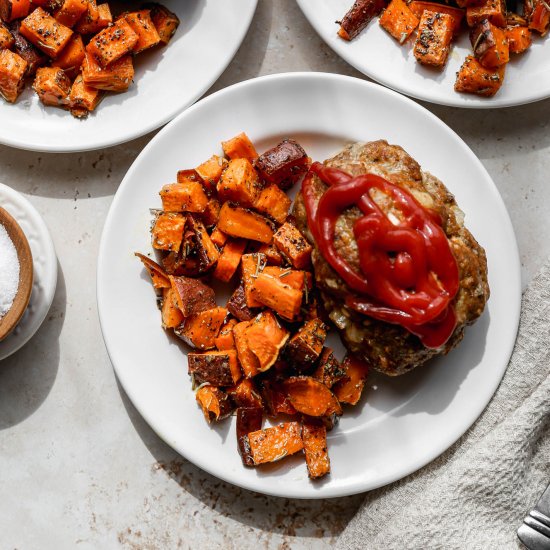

250,272,303,321
177,167,208,187
135,252,171,289
260,379,297,416
201,199,221,227
0,49,27,103
253,184,291,225
454,54,505,96
159,182,209,213
245,311,289,372
52,34,85,79
528,0,550,34
20,7,73,59
414,11,453,67
210,227,228,248
146,2,179,45
227,282,255,322
236,407,263,466
213,238,247,282
283,376,342,417
285,318,328,368
246,422,304,465
188,349,242,386
10,22,48,76
222,132,258,163
301,418,330,479
408,2,464,34
337,0,386,40
273,222,312,269
196,155,226,188
86,18,138,68
332,355,370,405
466,0,506,28
124,10,160,53
162,250,201,277
185,215,219,273
55,0,88,28
263,266,307,293
233,320,260,378
379,0,420,43
218,203,274,244
470,19,509,67
257,242,283,266
505,25,531,53
196,386,233,423
82,52,134,92
241,253,267,308
217,158,262,207
176,307,228,350
254,139,310,190
75,1,111,35
228,378,264,409
151,212,185,251
0,0,30,23
169,275,216,317
215,318,238,350
161,287,184,329
33,66,71,107
313,348,347,388
0,21,14,49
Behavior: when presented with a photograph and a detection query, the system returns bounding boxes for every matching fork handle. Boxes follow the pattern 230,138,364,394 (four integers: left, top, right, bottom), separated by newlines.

518,483,550,549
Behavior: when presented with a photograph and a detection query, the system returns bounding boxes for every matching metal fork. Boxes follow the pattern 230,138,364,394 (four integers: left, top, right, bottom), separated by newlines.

518,483,550,549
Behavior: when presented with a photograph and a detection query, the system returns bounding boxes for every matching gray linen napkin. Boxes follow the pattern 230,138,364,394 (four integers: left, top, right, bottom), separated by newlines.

337,259,550,550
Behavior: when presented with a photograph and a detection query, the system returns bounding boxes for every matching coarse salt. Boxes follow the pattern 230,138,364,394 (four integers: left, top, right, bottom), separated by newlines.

0,223,20,319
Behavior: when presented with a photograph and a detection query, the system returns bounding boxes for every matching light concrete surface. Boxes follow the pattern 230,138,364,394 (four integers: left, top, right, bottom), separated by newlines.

0,0,548,548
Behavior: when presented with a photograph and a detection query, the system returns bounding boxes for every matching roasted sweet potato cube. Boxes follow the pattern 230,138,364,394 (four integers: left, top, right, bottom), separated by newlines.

169,275,216,317
33,66,71,107
9,22,48,76
273,222,312,269
215,318,238,351
337,0,386,40
210,227,228,248
232,320,260,378
20,8,73,59
228,378,264,409
176,307,228,350
135,252,170,289
0,0,31,23
332,355,370,405
241,252,267,308
260,380,297,416
52,34,85,78
159,182,208,213
188,349,242,386
123,10,160,53
82,52,134,92
86,17,138,68
466,0,506,27
256,242,283,266
470,19,509,67
217,158,262,207
408,2,464,35
75,1,111,35
301,418,330,479
313,348,347,388
201,198,221,227
222,132,258,162
218,203,274,243
0,49,27,103
176,168,206,186
146,2,179,45
250,272,303,321
213,238,247,283
254,139,310,190
151,212,185,251
414,11,453,67
454,54,505,96
196,155,225,188
527,0,550,34
245,311,289,372
285,318,328,368
185,215,219,273
161,287,184,329
69,74,102,118
505,25,531,52
0,22,13,49
55,0,88,28
379,0,420,42
226,282,255,322
283,376,342,417
236,407,263,466
246,422,304,465
253,184,291,225
196,386,233,423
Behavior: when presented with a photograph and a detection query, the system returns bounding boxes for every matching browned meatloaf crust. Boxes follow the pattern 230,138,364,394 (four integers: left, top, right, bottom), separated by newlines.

293,140,490,376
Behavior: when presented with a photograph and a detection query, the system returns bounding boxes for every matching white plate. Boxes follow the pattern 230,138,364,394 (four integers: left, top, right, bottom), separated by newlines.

97,73,521,498
0,0,257,152
296,0,550,108
0,183,57,361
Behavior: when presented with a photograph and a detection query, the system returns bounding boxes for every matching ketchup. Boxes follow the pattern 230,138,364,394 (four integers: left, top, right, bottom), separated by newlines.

302,162,459,349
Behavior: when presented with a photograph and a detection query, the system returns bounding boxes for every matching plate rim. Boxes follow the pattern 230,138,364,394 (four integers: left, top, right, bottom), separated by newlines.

97,71,522,498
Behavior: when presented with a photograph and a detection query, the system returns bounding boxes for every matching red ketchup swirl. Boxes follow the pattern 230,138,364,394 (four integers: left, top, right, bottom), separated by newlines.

302,162,460,349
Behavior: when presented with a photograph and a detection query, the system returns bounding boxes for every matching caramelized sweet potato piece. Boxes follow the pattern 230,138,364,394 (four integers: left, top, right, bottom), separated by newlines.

86,18,137,68
10,22,48,76
301,418,330,479
232,320,260,378
188,349,242,386
70,74,103,118
228,378,264,409
196,155,226,188
159,181,208,213
82,52,134,92
177,168,207,186
241,253,267,308
470,19,509,67
0,49,27,103
201,198,221,227
218,203,274,244
283,376,342,417
408,2,464,34
196,386,233,423
256,242,283,266
52,34,85,79
75,1,111,35
254,139,310,190
273,222,312,269
177,307,228,350
210,228,227,248
285,318,328,368
454,55,505,96
414,11,453,67
55,0,88,28
222,132,258,163
162,250,201,277
151,212,185,251
185,215,219,273
215,318,238,350
332,355,370,405
33,66,71,107
466,0,506,28
135,252,170,289
0,21,14,49
253,184,291,225
123,10,160,53
0,0,30,23
313,348,347,388
146,2,179,45
217,158,261,207
236,407,263,466
379,0,420,42
263,266,307,293
20,8,73,59
169,275,216,317
227,282,255,322
245,311,289,372
527,0,550,34
246,422,304,465
161,287,184,328
505,25,531,52
337,0,385,40
260,380,297,416
250,272,303,321
213,238,247,282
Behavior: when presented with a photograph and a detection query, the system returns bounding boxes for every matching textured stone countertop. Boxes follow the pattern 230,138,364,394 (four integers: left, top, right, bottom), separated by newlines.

1,1,550,548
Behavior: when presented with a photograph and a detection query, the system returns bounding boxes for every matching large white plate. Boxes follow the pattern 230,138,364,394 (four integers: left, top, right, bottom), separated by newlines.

296,0,550,108
97,73,521,498
0,0,257,152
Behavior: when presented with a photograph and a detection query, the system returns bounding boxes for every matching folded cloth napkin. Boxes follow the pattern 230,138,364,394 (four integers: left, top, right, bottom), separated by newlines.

337,259,550,550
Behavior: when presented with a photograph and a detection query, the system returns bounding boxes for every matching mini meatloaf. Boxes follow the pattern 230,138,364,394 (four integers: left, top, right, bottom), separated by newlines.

293,140,489,376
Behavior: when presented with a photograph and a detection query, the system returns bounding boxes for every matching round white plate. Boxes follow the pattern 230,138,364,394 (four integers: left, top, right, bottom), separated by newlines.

296,0,550,108
97,73,521,498
0,0,257,152
0,183,57,361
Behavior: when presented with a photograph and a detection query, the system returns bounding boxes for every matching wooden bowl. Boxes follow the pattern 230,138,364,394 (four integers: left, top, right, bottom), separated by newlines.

0,207,33,341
